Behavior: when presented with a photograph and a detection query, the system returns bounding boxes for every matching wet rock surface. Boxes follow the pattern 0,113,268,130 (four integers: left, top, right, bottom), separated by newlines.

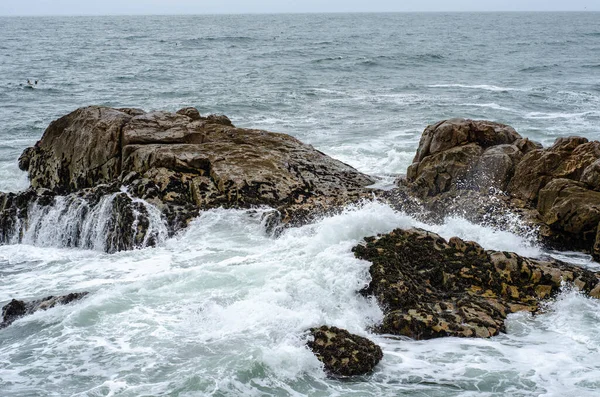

1,292,88,329
21,106,375,211
6,106,375,252
307,326,383,377
6,110,600,261
353,228,600,340
0,185,163,252
406,118,535,197
398,118,600,260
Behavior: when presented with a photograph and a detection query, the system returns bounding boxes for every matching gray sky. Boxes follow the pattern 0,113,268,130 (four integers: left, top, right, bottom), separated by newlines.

1,0,598,16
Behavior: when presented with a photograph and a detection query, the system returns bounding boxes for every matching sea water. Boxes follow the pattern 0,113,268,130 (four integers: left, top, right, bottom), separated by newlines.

1,13,599,396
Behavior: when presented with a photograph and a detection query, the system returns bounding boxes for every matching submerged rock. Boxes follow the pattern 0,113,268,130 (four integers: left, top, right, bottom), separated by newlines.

353,228,600,339
307,326,383,377
1,292,88,329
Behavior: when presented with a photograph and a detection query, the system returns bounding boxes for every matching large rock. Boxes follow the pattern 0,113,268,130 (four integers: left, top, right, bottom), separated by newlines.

398,119,600,260
307,326,383,377
353,228,600,339
537,178,600,256
20,106,375,226
9,106,377,251
1,292,88,328
406,119,537,197
508,138,600,259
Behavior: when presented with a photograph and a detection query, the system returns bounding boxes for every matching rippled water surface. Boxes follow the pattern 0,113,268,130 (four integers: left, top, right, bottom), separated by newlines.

1,13,600,397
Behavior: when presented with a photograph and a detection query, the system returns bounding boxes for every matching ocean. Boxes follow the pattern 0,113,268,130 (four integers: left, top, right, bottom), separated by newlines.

1,12,599,396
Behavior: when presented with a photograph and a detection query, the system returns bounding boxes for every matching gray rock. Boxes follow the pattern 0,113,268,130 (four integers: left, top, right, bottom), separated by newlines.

1,292,88,328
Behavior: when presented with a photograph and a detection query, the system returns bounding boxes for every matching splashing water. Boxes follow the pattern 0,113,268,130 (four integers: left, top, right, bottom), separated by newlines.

2,201,598,396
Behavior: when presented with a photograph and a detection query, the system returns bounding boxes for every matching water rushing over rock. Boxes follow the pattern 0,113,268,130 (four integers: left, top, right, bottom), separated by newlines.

5,105,376,252
1,188,168,252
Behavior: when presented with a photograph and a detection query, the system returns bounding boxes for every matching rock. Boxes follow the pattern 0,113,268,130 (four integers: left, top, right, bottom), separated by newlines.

595,226,600,262
412,119,521,164
1,299,27,327
1,292,88,328
469,144,525,192
205,114,233,126
581,159,600,191
537,178,600,252
21,107,133,193
397,118,600,260
407,143,483,197
509,137,600,204
176,107,202,120
353,228,600,340
0,189,41,244
0,185,164,252
406,119,529,198
307,326,383,377
20,106,375,233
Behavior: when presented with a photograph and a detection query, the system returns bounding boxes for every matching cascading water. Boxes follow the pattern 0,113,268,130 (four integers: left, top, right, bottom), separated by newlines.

18,191,169,252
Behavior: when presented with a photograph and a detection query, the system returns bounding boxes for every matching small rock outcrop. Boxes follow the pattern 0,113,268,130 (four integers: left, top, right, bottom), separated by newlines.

353,228,600,340
537,179,600,254
307,326,383,377
1,292,88,328
509,137,600,202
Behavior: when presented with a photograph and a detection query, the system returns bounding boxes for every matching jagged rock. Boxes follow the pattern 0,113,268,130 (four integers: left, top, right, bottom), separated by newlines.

1,292,88,328
353,228,600,339
307,326,383,377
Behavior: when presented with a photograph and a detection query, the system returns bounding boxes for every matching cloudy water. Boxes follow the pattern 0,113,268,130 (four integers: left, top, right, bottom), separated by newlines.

1,12,599,396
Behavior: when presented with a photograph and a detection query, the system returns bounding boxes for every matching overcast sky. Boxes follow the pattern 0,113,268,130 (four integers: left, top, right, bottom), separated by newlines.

1,0,598,16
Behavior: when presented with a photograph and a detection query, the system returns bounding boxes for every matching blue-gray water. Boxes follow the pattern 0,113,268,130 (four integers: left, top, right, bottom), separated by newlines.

1,13,599,397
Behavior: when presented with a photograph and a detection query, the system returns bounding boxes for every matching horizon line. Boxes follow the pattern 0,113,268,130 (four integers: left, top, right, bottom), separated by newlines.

1,10,599,17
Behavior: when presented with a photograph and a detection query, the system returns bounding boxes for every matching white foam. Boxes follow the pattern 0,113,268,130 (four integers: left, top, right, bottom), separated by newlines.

428,83,527,92
1,201,597,396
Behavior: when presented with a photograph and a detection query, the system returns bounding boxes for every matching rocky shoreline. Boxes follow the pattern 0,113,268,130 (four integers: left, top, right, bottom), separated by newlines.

2,106,599,376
